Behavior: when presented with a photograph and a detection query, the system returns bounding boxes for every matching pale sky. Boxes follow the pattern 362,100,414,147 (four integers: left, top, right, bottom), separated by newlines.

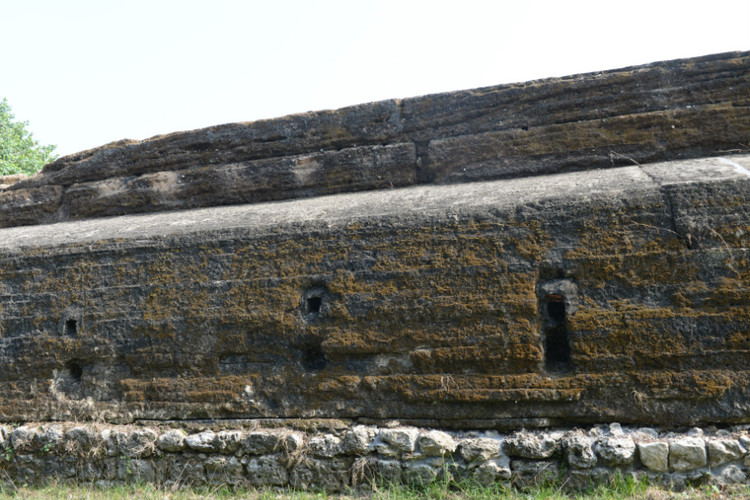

4,0,750,157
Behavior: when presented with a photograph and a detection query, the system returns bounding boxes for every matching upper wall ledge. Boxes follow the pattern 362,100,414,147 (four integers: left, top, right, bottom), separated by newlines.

1,51,748,228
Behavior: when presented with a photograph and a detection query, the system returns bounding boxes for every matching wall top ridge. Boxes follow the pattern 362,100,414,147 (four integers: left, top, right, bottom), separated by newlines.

0,51,747,228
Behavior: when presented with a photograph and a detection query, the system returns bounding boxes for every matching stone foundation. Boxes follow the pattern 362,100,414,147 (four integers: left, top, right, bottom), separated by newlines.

2,421,748,491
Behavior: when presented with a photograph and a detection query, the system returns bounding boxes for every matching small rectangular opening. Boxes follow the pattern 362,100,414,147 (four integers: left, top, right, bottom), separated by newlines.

307,296,322,314
544,295,571,373
65,318,78,336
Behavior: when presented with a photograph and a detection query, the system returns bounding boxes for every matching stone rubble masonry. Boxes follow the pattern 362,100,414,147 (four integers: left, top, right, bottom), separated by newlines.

0,422,748,491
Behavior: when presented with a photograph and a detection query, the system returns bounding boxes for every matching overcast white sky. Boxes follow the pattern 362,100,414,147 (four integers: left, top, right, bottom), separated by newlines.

4,0,750,157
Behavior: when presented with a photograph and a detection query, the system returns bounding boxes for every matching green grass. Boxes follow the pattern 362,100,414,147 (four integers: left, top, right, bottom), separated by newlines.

0,467,746,500
0,477,748,500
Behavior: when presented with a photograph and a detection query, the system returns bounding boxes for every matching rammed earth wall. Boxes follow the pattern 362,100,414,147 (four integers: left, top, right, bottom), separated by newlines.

1,422,749,491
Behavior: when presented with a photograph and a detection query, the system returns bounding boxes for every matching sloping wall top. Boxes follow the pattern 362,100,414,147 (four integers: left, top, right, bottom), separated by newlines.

1,51,748,227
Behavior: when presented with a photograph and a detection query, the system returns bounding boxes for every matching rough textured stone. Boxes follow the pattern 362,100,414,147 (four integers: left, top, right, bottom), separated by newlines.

119,458,155,482
2,423,739,491
121,429,158,458
0,54,748,433
375,428,419,456
459,438,501,463
3,52,747,228
241,431,282,455
245,454,288,487
309,434,343,458
205,456,244,484
290,458,350,491
162,456,206,485
0,156,748,427
65,426,101,455
511,460,559,488
707,439,746,467
472,456,511,485
417,430,457,457
633,428,658,439
669,437,707,471
403,461,438,486
186,431,219,453
216,430,243,454
715,464,747,485
101,430,124,457
595,436,636,466
505,431,557,459
638,441,669,472
342,426,376,455
156,429,187,452
9,425,35,451
99,428,157,458
9,425,64,454
353,457,402,486
563,432,597,469
567,468,630,490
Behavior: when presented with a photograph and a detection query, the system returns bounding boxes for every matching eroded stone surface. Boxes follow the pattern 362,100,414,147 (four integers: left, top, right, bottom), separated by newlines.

310,434,343,458
0,156,748,426
460,438,501,462
505,431,557,459
186,431,219,453
342,426,376,455
638,441,669,472
156,429,187,452
245,455,289,486
0,54,748,435
0,422,746,490
707,439,746,467
374,428,419,457
563,432,597,469
669,437,707,472
595,435,636,466
417,430,457,457
1,52,747,228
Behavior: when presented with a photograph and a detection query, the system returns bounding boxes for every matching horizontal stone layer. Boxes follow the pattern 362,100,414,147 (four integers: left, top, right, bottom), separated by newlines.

1,421,748,491
1,51,748,227
0,155,747,425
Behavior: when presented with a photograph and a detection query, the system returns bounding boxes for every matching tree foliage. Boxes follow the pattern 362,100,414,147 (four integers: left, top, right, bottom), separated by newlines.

0,98,57,175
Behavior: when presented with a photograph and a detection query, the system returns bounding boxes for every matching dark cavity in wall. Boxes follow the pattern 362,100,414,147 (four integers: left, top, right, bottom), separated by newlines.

65,318,78,336
307,296,322,315
66,360,83,382
298,285,330,371
302,343,327,372
543,294,571,373
55,359,86,399
301,286,328,321
60,305,83,337
293,334,328,372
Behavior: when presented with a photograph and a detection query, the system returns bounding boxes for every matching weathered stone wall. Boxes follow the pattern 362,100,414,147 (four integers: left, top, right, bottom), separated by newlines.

1,51,748,227
0,155,748,427
2,421,748,491
0,52,748,436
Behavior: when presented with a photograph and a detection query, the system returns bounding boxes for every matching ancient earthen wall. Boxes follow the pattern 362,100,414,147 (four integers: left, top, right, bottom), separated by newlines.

0,52,749,489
